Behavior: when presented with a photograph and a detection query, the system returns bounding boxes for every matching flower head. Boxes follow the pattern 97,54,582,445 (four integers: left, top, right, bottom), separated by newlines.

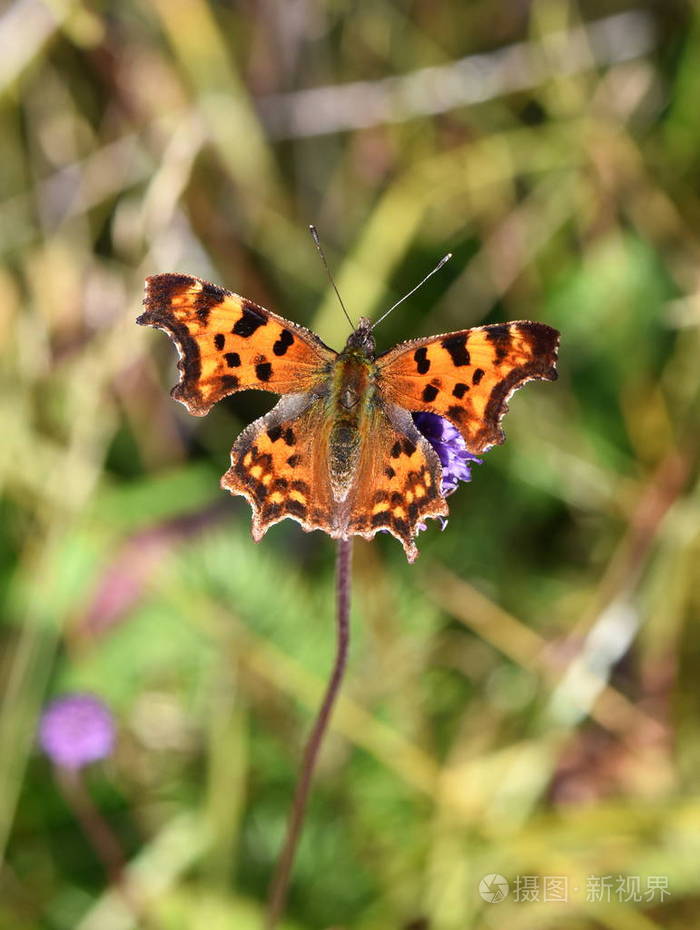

39,694,115,769
413,411,482,495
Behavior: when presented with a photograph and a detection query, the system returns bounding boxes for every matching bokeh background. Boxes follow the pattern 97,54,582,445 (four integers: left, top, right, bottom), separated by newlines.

2,0,700,928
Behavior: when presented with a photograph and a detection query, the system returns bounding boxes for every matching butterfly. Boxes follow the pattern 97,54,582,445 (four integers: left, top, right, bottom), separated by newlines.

138,273,559,561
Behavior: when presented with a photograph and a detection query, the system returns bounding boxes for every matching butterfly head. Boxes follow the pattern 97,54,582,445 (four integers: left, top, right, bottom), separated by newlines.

343,317,376,357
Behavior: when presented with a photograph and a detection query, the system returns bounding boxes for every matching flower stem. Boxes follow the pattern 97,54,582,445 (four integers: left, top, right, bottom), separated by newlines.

55,766,157,927
265,537,353,929
55,766,125,886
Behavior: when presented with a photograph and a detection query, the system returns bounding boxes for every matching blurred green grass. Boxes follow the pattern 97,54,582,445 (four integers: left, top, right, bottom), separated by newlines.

2,1,700,928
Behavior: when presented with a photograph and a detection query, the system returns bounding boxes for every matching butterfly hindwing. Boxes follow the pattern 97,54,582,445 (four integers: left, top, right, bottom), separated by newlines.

346,405,447,562
221,393,336,541
377,321,559,453
220,394,447,560
138,273,336,415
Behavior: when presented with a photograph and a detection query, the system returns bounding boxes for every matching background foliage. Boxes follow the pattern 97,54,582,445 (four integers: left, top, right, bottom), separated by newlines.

2,0,700,927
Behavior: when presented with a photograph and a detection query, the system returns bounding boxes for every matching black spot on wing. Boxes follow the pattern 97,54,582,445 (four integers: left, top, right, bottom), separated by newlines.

422,384,439,402
485,324,512,361
195,281,227,322
441,334,470,367
253,483,268,503
263,502,283,520
414,346,431,374
221,374,239,390
391,441,402,458
283,428,296,446
287,500,308,518
452,382,469,398
472,368,485,385
225,352,241,368
287,454,301,467
267,425,283,442
233,303,267,337
255,361,273,382
273,329,294,356
214,333,225,350
447,405,465,423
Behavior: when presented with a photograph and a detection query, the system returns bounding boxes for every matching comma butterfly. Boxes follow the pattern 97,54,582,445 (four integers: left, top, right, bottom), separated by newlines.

138,272,559,560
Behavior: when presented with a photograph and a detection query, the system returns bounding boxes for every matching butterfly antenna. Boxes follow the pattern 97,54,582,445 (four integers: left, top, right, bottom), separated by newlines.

372,253,452,330
309,225,355,330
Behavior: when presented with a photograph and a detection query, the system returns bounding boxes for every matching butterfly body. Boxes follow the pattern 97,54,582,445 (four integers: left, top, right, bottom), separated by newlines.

139,273,559,561
327,319,378,502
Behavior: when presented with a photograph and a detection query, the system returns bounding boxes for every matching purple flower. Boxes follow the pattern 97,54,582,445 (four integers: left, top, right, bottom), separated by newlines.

39,694,115,769
413,411,482,495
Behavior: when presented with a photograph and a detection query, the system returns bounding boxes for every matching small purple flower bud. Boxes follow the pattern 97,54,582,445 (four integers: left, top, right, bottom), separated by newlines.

39,694,115,769
413,412,482,494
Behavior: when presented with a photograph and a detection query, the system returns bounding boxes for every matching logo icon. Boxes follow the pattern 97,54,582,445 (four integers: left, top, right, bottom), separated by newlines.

479,873,510,903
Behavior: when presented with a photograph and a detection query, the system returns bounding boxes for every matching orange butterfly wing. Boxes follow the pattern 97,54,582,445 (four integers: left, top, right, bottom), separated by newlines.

221,394,336,542
377,321,559,453
138,273,336,415
219,396,447,562
345,404,447,562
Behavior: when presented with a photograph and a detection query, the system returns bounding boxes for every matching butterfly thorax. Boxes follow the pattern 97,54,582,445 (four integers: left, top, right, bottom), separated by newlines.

327,319,378,503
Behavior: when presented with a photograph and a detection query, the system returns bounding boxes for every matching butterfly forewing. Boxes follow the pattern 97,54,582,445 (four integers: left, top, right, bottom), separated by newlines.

138,273,336,415
377,321,559,453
